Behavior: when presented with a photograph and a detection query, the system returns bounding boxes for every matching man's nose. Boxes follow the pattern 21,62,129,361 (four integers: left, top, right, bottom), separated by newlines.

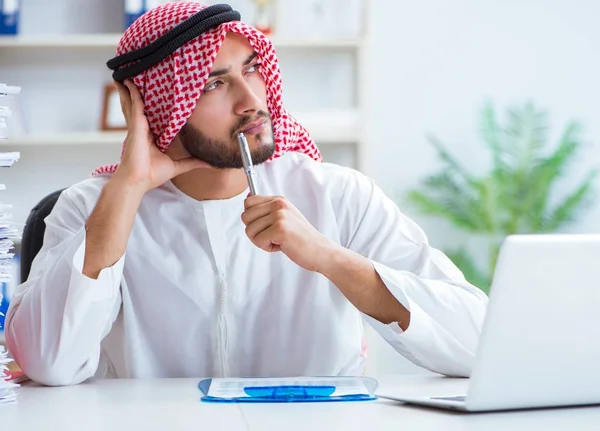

233,80,262,116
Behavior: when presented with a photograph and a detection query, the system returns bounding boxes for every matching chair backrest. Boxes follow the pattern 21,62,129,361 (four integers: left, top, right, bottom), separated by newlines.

20,189,64,283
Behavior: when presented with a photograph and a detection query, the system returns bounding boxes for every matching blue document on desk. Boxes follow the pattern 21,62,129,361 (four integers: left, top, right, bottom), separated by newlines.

199,376,379,403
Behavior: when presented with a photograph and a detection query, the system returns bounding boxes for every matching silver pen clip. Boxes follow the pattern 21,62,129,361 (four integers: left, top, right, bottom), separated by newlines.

237,132,259,195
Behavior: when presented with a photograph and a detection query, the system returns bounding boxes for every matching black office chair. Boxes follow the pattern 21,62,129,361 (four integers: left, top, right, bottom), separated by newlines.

20,189,64,283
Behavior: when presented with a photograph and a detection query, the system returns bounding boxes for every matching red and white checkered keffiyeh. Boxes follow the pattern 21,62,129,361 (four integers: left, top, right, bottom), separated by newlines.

93,1,321,175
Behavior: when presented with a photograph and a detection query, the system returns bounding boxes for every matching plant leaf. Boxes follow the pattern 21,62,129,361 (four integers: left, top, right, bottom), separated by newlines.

522,122,582,230
405,190,484,232
479,101,502,162
445,248,492,293
427,134,474,184
541,170,598,231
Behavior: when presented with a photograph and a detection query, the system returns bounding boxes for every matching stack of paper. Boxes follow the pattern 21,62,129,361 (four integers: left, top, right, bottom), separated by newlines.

0,84,21,142
0,83,22,404
0,85,21,283
0,346,18,404
0,209,19,284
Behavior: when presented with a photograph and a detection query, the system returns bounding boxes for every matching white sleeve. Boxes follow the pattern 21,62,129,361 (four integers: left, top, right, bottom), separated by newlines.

337,171,489,377
5,189,125,386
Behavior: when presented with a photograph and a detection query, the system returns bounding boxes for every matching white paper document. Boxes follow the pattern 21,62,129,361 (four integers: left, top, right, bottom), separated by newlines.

0,346,18,405
0,152,19,167
207,376,371,398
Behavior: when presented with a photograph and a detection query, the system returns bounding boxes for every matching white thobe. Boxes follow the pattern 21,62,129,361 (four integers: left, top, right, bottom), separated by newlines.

6,152,488,386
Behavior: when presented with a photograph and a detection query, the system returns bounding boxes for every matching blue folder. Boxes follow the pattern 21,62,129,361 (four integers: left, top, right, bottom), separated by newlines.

198,377,379,403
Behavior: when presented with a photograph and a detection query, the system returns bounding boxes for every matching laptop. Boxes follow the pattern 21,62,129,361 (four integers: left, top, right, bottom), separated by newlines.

378,234,600,412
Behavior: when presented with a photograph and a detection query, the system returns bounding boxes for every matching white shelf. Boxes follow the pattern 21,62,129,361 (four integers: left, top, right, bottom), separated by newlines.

2,131,126,146
0,34,122,48
1,110,359,146
0,34,361,50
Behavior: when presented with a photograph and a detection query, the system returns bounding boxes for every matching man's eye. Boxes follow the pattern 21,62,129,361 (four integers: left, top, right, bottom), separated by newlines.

205,80,223,91
247,63,261,73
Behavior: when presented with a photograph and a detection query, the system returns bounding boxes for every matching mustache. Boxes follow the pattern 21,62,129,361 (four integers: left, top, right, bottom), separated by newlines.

231,110,270,137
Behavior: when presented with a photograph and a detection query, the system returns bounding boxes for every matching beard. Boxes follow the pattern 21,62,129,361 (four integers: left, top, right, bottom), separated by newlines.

178,111,276,169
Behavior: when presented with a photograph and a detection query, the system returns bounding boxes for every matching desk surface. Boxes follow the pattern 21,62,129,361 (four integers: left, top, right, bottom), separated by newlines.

3,375,600,431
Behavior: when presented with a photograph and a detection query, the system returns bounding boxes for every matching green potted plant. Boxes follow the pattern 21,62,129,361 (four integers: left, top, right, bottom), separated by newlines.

404,102,598,293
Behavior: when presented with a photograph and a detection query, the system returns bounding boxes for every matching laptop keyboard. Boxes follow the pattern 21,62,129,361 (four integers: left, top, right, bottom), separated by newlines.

431,396,467,402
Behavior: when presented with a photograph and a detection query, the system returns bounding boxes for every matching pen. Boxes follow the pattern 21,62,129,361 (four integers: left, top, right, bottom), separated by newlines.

237,132,259,195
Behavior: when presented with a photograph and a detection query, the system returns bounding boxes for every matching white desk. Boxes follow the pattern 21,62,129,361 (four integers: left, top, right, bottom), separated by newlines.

3,375,600,430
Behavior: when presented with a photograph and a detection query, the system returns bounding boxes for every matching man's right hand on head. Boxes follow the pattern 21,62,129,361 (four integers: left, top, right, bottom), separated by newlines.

111,79,208,194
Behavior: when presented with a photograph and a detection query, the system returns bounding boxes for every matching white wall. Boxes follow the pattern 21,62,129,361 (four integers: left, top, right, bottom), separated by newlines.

362,0,600,376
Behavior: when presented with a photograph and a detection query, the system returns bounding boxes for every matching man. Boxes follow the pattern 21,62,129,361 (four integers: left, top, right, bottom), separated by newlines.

6,2,487,386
